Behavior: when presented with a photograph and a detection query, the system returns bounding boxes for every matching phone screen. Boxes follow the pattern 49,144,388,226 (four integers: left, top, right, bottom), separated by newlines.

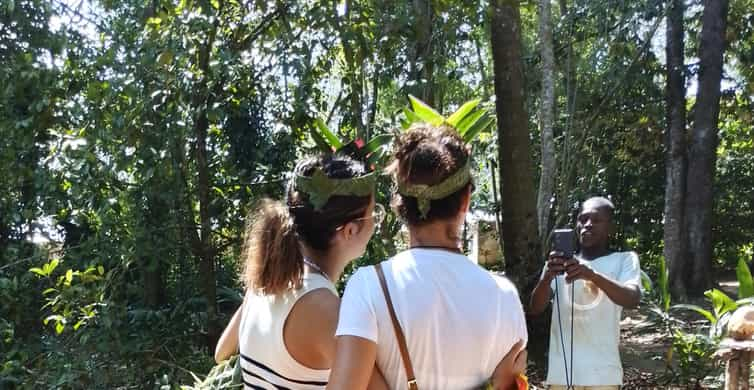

551,228,575,258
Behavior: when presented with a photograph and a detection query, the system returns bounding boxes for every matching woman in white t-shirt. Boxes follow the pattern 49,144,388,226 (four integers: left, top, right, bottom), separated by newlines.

214,154,387,390
328,124,528,390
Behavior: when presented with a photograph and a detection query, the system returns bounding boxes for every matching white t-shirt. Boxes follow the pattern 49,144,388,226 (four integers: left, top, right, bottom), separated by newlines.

336,248,528,390
545,251,641,386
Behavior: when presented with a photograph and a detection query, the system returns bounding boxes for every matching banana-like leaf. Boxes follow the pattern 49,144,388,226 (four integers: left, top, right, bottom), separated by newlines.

462,114,494,143
408,95,444,126
309,127,332,153
363,134,392,154
402,107,423,127
705,288,737,319
736,258,754,298
314,118,343,150
640,271,653,294
400,117,411,130
456,109,485,135
366,150,384,167
670,303,717,324
446,99,480,128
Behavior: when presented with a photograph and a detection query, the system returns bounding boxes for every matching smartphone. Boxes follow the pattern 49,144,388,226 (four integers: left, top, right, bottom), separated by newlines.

551,228,575,259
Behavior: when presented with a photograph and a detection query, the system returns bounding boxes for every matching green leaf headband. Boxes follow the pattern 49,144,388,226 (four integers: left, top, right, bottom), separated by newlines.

397,159,472,219
294,168,376,211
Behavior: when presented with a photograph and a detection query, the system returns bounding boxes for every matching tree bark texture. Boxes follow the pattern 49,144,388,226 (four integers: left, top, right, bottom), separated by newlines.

490,0,542,290
685,0,729,295
191,18,220,347
664,0,688,299
411,0,435,106
536,0,557,247
141,194,167,308
555,0,579,230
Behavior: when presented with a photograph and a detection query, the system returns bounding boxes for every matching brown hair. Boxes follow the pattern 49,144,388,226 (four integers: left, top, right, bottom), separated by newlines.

388,123,472,226
241,155,371,295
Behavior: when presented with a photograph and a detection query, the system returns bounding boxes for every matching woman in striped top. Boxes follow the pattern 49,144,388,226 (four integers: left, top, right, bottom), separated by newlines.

214,154,387,390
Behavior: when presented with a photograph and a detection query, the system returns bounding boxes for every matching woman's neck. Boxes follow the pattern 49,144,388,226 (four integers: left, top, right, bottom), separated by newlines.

409,222,462,251
300,247,345,283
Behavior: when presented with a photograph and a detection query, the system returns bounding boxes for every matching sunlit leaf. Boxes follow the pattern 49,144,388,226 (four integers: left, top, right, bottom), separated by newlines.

402,107,422,127
446,99,480,128
670,304,716,324
408,95,444,126
30,267,46,277
455,109,485,134
314,118,343,149
736,258,754,298
462,114,494,143
363,134,392,154
705,288,737,319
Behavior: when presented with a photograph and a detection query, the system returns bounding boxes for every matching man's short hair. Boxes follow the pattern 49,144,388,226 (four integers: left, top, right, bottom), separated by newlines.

581,196,615,219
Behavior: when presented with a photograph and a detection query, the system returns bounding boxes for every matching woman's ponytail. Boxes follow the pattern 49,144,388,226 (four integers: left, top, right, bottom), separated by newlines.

241,199,303,295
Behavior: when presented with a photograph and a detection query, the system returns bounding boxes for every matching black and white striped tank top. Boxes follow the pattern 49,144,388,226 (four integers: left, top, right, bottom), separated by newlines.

239,272,337,390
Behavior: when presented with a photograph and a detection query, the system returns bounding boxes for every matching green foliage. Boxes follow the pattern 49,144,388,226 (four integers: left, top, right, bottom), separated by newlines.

736,257,754,298
657,256,671,312
669,330,719,386
306,117,392,168
642,263,725,386
407,95,445,126
402,95,496,143
640,258,684,336
182,355,242,390
29,259,106,334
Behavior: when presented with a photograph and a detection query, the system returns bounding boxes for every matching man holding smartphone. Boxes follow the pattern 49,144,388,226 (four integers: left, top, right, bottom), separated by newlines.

530,197,641,390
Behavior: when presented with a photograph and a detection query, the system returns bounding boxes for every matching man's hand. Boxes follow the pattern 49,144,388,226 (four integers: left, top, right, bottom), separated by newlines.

564,260,596,283
530,251,571,315
543,251,569,282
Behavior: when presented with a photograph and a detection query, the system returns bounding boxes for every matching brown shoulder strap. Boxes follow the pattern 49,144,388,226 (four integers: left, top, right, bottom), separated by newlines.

375,263,418,390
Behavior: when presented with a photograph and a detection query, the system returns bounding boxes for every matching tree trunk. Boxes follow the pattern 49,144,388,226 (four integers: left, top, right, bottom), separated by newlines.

366,67,379,140
190,18,220,347
555,0,579,229
664,0,688,300
336,0,365,138
195,103,219,347
141,193,167,308
490,0,542,290
536,0,556,248
411,0,435,106
685,0,729,295
142,255,166,308
490,1,547,365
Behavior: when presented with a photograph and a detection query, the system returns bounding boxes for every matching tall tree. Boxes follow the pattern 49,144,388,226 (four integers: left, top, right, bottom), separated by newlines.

190,12,221,346
411,0,435,105
685,0,729,295
489,0,542,289
664,0,688,299
537,0,556,245
335,0,366,138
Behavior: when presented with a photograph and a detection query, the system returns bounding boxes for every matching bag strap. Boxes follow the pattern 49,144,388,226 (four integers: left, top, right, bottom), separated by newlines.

375,263,418,390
